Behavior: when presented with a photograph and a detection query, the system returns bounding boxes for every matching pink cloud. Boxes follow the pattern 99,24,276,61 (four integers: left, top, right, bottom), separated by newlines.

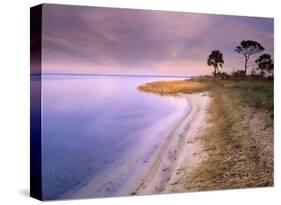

41,4,273,76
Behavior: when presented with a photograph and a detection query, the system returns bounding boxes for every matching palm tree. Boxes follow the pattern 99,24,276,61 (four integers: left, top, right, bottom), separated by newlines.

207,50,224,78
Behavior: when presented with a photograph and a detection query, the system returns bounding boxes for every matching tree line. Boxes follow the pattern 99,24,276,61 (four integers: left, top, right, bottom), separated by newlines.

207,40,274,79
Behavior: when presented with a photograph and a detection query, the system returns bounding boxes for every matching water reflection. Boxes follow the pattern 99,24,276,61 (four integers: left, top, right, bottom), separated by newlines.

41,75,188,199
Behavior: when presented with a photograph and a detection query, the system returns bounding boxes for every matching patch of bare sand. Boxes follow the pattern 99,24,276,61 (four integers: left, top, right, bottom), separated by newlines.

136,92,211,194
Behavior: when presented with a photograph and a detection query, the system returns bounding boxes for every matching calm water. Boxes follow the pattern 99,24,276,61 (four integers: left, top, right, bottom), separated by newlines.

40,75,188,199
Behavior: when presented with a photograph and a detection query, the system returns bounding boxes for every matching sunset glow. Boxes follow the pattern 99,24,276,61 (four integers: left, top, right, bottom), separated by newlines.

40,4,273,76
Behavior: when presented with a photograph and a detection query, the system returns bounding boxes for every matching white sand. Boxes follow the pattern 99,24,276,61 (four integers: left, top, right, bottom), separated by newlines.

136,92,211,194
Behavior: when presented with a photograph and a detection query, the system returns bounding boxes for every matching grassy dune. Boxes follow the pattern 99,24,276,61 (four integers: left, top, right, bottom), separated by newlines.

138,78,273,190
186,80,273,190
224,81,273,114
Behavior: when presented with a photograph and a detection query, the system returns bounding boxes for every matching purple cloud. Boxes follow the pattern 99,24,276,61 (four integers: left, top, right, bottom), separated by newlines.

41,4,273,76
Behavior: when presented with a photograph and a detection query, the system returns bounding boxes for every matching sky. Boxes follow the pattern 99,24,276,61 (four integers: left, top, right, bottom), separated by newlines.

40,4,274,76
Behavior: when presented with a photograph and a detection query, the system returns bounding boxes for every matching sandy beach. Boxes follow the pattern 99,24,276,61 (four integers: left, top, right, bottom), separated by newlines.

138,79,273,192
136,92,211,195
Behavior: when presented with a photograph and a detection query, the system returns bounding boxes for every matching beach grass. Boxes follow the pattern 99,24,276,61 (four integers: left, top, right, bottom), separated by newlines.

224,80,273,113
138,78,273,190
138,80,207,95
186,80,273,190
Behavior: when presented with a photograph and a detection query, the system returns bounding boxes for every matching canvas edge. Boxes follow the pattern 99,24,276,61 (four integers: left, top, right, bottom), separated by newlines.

30,4,43,201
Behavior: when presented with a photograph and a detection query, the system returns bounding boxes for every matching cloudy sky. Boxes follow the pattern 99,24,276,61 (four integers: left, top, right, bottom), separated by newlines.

41,4,273,76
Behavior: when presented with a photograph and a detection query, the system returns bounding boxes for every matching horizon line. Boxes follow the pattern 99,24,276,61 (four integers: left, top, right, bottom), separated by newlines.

31,72,191,78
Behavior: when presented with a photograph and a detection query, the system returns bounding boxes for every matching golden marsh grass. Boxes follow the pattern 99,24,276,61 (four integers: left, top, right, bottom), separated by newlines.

138,80,207,95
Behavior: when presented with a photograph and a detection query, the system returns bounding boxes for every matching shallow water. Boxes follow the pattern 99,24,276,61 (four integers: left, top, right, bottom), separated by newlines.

39,75,188,199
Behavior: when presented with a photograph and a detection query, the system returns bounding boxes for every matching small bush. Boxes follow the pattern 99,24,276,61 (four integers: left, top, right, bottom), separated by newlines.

217,72,230,80
231,70,246,80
